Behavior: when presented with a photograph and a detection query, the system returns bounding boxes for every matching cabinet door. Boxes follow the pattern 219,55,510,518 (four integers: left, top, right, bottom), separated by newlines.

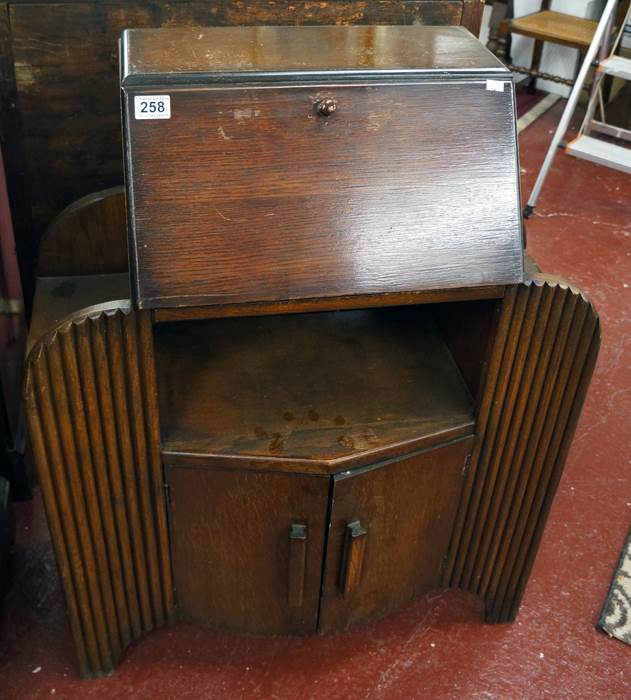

319,436,473,633
167,465,329,635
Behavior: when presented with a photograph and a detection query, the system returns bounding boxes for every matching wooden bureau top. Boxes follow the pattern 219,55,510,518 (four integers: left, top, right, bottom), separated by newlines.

122,24,522,310
121,25,507,85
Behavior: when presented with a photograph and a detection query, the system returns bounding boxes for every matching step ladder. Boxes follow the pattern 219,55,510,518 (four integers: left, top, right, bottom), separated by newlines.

524,0,631,218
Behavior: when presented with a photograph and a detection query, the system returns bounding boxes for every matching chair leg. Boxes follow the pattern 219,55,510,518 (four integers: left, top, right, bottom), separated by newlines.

528,39,545,93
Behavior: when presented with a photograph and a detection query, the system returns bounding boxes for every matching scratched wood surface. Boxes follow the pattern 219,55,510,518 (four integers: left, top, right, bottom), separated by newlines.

122,24,502,81
126,81,522,307
0,0,484,304
156,306,475,472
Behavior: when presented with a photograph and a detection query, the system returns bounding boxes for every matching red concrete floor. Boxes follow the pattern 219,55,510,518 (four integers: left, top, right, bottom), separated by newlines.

1,100,630,700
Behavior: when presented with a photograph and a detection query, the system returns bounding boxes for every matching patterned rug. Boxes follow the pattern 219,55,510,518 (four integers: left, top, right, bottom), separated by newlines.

599,528,631,645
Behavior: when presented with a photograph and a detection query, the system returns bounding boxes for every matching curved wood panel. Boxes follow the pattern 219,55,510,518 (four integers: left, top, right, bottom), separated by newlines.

23,303,173,677
443,276,600,622
37,187,127,277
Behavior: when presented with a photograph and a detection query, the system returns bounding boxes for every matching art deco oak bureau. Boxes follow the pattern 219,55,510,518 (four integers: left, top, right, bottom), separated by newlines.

24,26,600,678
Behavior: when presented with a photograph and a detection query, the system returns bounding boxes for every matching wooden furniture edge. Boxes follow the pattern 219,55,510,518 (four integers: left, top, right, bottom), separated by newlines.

0,1,36,313
36,186,127,278
26,299,131,363
162,422,476,477
4,0,485,313
461,0,485,37
152,285,506,322
23,300,174,678
498,11,597,50
443,273,600,622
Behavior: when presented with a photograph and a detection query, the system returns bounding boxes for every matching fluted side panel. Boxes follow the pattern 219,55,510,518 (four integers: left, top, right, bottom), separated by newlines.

443,278,600,622
24,304,174,677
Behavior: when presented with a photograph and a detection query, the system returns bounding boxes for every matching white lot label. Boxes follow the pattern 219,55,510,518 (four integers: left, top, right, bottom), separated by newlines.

134,95,171,120
486,80,505,93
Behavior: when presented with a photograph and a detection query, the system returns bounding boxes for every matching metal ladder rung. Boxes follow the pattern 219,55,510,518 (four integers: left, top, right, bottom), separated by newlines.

524,0,630,218
598,55,631,80
566,134,631,173
590,120,631,142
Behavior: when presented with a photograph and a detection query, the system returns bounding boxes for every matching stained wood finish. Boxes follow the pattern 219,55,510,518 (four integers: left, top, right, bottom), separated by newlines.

166,436,472,637
288,523,308,607
340,521,368,597
319,436,473,633
124,29,522,308
507,10,597,50
23,303,173,678
37,187,128,277
28,274,130,355
32,188,505,318
443,275,600,622
22,273,599,674
167,465,329,635
122,25,502,82
155,307,475,471
2,1,484,304
153,285,505,322
434,298,498,402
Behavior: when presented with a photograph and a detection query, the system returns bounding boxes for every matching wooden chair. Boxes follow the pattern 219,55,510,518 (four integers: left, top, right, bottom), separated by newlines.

493,1,599,90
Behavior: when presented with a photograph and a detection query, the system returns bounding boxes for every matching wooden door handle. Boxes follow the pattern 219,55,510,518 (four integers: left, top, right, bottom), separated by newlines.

340,520,367,597
288,523,307,607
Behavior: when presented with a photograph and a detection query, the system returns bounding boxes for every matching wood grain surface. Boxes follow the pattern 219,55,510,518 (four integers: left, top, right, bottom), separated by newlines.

434,298,498,403
443,275,600,622
508,10,597,49
126,79,522,307
2,0,484,304
167,465,329,635
24,303,173,678
155,306,475,470
319,436,473,632
153,285,505,322
23,273,599,674
37,187,128,277
122,25,503,82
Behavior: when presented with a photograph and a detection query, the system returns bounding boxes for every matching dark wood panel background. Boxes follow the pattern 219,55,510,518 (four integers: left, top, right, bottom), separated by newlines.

0,0,484,306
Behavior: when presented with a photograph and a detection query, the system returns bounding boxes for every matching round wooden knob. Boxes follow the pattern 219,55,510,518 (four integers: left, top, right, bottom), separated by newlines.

316,97,337,116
